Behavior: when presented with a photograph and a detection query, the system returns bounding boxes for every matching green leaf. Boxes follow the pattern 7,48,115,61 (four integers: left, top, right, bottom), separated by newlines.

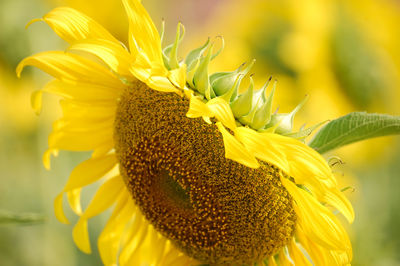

0,210,46,225
309,112,400,154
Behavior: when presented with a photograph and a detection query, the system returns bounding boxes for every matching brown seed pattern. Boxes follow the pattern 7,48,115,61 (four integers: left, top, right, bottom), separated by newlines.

114,80,297,265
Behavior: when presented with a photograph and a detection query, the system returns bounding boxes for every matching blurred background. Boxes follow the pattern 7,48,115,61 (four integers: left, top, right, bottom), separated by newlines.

0,0,399,265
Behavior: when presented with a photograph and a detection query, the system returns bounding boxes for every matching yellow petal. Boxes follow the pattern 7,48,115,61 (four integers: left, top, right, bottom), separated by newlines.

119,214,148,265
52,117,114,135
82,176,124,219
54,154,116,224
63,154,117,191
54,193,69,224
145,75,181,94
296,225,349,266
73,218,91,253
123,224,167,265
38,7,117,43
267,256,278,266
160,243,184,265
279,249,293,266
150,61,169,77
285,157,353,222
31,90,43,115
17,51,124,90
274,135,336,185
234,127,290,172
43,148,58,170
132,51,152,69
323,187,354,223
207,97,236,131
170,255,193,266
98,190,135,265
287,239,312,266
168,64,187,89
234,126,354,222
69,39,135,78
330,250,352,265
43,80,121,103
296,227,327,265
92,142,114,158
152,231,168,265
129,65,151,82
67,188,82,215
122,0,163,65
186,94,213,119
216,122,259,168
282,178,351,253
48,128,113,151
59,100,116,122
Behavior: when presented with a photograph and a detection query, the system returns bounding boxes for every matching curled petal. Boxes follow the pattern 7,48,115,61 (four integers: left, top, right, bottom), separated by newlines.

73,219,91,253
216,122,259,168
186,94,213,119
82,176,125,219
207,98,237,131
17,51,124,90
43,80,121,102
31,7,118,43
146,76,181,94
168,64,187,89
69,39,136,78
64,154,117,191
282,178,352,254
122,0,163,65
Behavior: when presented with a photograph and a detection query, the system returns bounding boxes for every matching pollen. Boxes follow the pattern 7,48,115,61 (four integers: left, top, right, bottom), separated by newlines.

114,81,297,265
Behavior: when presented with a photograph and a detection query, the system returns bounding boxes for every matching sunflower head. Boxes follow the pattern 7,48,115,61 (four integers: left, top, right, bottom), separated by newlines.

17,0,354,265
114,80,297,264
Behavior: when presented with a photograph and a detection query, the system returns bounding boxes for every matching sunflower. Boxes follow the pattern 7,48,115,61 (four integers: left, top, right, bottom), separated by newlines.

17,0,354,265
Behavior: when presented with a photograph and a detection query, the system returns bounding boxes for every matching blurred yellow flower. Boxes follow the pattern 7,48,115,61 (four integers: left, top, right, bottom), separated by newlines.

18,0,354,265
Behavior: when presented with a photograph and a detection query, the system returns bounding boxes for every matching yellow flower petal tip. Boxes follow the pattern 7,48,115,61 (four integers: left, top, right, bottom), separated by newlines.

67,189,83,215
42,150,51,170
25,18,43,29
54,193,69,224
31,90,43,115
15,61,26,78
73,219,92,254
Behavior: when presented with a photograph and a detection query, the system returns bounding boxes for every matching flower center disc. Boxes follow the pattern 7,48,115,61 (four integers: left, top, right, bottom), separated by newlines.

114,81,297,265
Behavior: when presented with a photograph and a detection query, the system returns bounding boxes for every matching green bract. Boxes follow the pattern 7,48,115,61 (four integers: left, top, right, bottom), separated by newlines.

162,24,321,139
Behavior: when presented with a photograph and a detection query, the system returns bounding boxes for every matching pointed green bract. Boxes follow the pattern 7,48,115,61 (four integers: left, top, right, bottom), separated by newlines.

251,80,275,130
193,44,213,98
265,95,308,134
169,23,185,69
210,60,255,96
231,77,255,118
185,38,211,69
309,112,400,154
162,22,185,70
167,27,324,138
238,85,261,126
283,121,328,142
219,74,243,103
